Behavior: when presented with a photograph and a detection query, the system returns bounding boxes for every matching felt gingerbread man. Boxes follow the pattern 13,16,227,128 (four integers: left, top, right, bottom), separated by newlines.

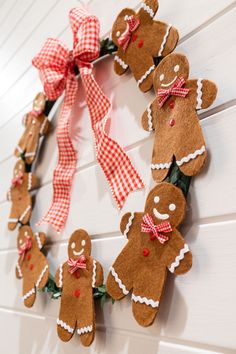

106,182,192,327
16,225,49,308
112,0,179,92
55,229,103,346
14,92,50,164
7,160,37,230
142,53,218,182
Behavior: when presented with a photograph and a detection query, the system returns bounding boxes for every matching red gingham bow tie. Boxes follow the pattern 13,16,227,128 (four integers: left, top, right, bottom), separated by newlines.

11,172,24,188
141,213,172,244
19,236,32,261
30,109,42,118
68,255,86,274
32,7,144,233
157,77,189,107
118,15,140,51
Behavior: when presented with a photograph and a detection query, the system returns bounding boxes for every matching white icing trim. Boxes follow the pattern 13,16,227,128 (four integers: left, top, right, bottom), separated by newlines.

151,162,172,170
77,325,93,335
114,55,128,69
36,264,48,287
35,232,42,249
22,288,35,301
169,244,190,273
16,145,23,153
110,266,129,295
59,263,63,288
92,259,97,288
25,152,36,157
137,65,155,86
196,78,203,109
123,213,134,238
7,190,11,201
40,117,47,134
19,205,31,222
176,145,206,167
28,173,32,190
8,218,18,223
158,24,172,57
57,319,74,334
131,293,159,308
140,2,154,18
16,261,23,278
147,103,154,131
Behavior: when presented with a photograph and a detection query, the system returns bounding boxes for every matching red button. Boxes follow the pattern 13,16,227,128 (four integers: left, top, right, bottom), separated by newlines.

74,289,80,298
30,264,34,271
169,119,176,127
27,254,31,261
138,39,144,48
169,101,175,109
150,234,156,241
75,270,80,279
132,34,138,42
143,248,149,257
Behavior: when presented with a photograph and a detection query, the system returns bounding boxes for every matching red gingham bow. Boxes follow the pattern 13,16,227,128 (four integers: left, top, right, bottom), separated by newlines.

118,15,140,51
11,172,24,188
157,77,189,107
141,213,172,244
67,255,86,274
30,109,42,118
32,7,144,233
19,236,32,261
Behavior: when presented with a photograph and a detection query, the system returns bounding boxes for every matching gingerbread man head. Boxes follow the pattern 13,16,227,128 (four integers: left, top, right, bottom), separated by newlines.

32,92,46,114
112,9,137,47
153,53,189,91
17,225,32,252
13,160,25,178
144,182,186,228
68,229,91,260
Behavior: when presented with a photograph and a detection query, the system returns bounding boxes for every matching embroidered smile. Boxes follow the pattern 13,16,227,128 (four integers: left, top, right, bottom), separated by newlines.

73,248,84,256
153,208,169,220
161,76,177,87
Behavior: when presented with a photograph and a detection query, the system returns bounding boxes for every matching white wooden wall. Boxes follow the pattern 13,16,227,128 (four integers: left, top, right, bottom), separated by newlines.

0,0,236,353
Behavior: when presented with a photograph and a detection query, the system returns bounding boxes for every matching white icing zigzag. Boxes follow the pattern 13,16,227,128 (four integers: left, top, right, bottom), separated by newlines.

16,261,23,278
7,189,11,201
22,265,49,301
110,266,129,295
35,232,42,250
92,259,97,288
176,145,206,167
25,152,36,157
16,145,23,153
131,293,159,308
140,2,154,18
77,325,93,335
196,78,203,109
28,173,32,190
36,264,48,287
123,213,134,238
147,103,154,131
59,263,63,288
22,288,35,301
158,24,172,57
8,218,18,223
19,205,31,222
137,65,155,86
57,319,74,334
114,55,128,70
151,162,172,170
169,244,190,273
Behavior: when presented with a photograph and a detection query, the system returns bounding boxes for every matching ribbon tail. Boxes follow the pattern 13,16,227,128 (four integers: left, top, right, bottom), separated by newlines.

37,77,78,233
81,70,144,209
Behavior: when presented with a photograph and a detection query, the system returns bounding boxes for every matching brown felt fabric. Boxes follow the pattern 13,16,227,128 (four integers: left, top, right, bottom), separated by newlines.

16,226,49,308
112,0,179,92
142,53,218,181
7,160,37,230
14,92,50,164
54,229,103,346
106,182,192,327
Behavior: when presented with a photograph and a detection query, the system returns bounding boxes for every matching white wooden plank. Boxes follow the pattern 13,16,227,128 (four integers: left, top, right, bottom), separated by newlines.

0,0,17,25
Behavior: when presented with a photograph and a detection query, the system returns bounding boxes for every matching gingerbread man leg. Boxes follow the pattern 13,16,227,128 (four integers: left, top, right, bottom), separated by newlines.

57,297,76,342
131,266,166,327
22,280,36,308
19,204,32,225
76,290,95,347
131,56,155,93
8,205,19,230
15,138,26,159
106,244,136,300
151,137,174,182
25,137,38,164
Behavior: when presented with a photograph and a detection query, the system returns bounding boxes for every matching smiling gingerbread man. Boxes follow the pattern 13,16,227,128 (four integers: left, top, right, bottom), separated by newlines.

16,226,49,308
112,0,179,92
142,53,217,181
106,182,192,327
55,229,103,346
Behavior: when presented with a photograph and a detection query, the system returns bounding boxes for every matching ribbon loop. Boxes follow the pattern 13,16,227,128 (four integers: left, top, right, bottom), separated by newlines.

68,255,87,274
141,213,172,244
12,172,24,188
118,15,140,51
19,236,32,261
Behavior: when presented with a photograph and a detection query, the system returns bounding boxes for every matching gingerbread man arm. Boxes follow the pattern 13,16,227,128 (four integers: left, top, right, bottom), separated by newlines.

141,98,159,132
92,259,103,288
120,212,143,240
34,232,46,250
16,260,23,279
40,115,50,135
114,47,129,76
163,230,192,275
138,0,159,23
189,79,217,110
27,172,38,191
55,263,65,289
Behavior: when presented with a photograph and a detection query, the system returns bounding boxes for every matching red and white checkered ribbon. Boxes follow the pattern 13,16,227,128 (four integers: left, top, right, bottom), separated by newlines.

32,7,144,233
18,236,32,261
118,15,140,51
157,77,189,107
67,255,86,274
141,213,172,244
11,172,24,188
